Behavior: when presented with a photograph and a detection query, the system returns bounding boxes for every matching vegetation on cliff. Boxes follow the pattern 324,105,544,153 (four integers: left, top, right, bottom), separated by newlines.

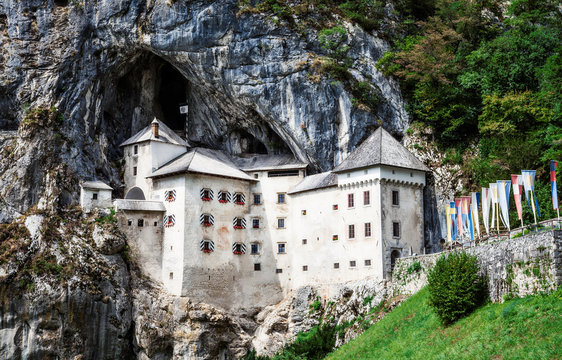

326,286,562,360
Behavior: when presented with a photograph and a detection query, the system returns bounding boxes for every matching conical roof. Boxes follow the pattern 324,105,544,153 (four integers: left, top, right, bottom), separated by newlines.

120,119,188,147
333,127,429,173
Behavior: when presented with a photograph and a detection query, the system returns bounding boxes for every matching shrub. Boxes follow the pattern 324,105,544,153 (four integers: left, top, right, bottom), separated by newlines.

427,252,488,325
407,261,422,274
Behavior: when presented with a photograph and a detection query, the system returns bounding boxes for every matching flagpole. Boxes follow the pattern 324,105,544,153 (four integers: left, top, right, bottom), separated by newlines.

530,189,538,226
496,202,500,238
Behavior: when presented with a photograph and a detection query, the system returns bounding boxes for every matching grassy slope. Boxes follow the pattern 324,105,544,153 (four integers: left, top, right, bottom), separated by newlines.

326,287,561,360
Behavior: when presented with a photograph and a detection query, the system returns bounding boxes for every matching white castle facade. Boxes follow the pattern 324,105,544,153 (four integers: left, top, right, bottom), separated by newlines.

81,119,429,310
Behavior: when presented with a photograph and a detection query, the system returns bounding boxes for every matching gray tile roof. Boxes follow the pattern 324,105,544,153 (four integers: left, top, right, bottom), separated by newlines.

148,147,256,182
120,119,189,147
114,199,166,212
288,172,338,194
80,181,113,191
231,154,307,171
333,127,429,173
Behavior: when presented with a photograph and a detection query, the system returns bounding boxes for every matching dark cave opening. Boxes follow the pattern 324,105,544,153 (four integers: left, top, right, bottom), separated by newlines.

157,63,189,131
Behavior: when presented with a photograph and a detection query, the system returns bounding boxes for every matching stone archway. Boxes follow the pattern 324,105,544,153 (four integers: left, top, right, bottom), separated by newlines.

125,187,145,200
390,249,401,272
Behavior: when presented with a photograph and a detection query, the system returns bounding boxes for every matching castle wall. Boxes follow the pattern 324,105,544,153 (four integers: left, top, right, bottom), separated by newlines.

80,188,112,213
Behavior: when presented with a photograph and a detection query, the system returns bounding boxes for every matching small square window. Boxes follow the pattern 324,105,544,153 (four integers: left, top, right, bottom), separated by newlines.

277,218,285,229
92,193,98,200
302,239,307,245
350,260,356,267
251,243,259,254
254,263,261,271
127,219,132,226
134,145,138,155
301,209,306,215
348,224,355,239
278,243,286,254
334,262,340,269
254,173,259,179
253,194,261,205
348,193,354,208
363,191,370,205
303,265,308,271
393,222,400,238
276,268,283,274
332,234,338,241
365,259,372,266
392,190,400,206
333,204,338,210
169,272,173,280
154,221,158,226
410,172,413,177
252,218,260,229
277,193,286,204
138,219,144,227
133,167,137,176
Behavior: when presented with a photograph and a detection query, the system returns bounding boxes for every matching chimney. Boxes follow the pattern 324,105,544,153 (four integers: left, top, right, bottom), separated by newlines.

151,118,159,138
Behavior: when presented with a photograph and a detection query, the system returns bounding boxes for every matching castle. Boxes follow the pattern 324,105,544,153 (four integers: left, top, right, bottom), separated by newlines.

81,119,428,309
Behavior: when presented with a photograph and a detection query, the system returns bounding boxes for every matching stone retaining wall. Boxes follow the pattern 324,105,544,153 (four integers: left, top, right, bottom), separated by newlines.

392,230,562,302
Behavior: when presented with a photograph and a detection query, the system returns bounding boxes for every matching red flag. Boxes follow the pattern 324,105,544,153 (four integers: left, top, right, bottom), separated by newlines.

511,174,523,221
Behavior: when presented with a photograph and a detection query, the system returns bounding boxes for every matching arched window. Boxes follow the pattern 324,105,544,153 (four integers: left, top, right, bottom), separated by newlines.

232,243,246,255
125,187,145,200
201,240,214,253
233,217,246,229
200,213,214,227
390,249,401,272
200,188,214,201
218,190,230,203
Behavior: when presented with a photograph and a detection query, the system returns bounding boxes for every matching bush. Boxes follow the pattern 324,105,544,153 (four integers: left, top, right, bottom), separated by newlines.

427,252,488,325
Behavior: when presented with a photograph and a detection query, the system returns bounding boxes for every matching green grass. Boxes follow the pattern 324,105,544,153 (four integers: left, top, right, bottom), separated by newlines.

326,287,562,360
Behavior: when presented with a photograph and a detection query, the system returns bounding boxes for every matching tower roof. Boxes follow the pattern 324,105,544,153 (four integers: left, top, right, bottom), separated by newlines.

120,119,188,147
333,127,429,173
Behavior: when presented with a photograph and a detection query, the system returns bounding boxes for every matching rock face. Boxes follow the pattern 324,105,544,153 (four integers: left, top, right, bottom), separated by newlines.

0,0,409,221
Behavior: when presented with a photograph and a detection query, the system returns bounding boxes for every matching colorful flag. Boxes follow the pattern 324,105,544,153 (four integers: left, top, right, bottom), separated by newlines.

497,180,511,231
461,196,474,240
522,170,541,221
511,174,523,222
471,192,480,238
455,198,463,237
551,160,558,210
450,202,457,242
490,183,499,230
482,188,490,236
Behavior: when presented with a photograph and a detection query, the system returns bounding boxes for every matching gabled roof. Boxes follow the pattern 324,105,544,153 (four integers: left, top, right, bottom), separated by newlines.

231,154,307,172
148,147,256,182
288,172,338,194
120,118,188,147
80,181,113,191
333,127,429,173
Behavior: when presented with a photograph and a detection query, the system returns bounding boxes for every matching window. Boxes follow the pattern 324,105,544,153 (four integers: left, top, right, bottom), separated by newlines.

363,191,370,205
201,188,212,201
348,193,354,208
365,259,372,266
234,217,245,229
127,219,132,226
348,224,355,239
277,193,286,204
252,218,260,229
201,240,214,253
133,167,137,176
277,218,285,229
301,210,306,215
392,190,399,206
350,260,356,267
278,243,286,254
202,214,213,227
393,221,400,238
218,191,228,203
138,219,144,227
169,272,173,280
253,194,261,205
268,170,299,177
92,193,98,200
251,243,259,254
254,263,261,271
334,263,340,269
254,173,259,179
333,204,338,210
276,268,283,274
303,265,308,271
233,243,243,255
332,234,338,241
133,145,138,155
234,193,245,205
365,222,371,237
302,239,307,245
154,221,158,226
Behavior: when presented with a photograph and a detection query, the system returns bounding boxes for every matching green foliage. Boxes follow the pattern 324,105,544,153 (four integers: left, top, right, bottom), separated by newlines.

95,209,117,224
318,26,350,63
310,297,322,312
427,252,488,325
327,287,562,360
407,261,422,274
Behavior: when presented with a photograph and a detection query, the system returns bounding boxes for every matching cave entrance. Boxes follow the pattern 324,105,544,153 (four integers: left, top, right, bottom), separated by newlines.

157,62,189,131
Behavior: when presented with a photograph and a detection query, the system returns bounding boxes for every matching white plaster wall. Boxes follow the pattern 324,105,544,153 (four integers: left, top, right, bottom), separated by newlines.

123,142,152,199
337,165,425,188
151,141,187,172
154,175,186,295
80,188,112,212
